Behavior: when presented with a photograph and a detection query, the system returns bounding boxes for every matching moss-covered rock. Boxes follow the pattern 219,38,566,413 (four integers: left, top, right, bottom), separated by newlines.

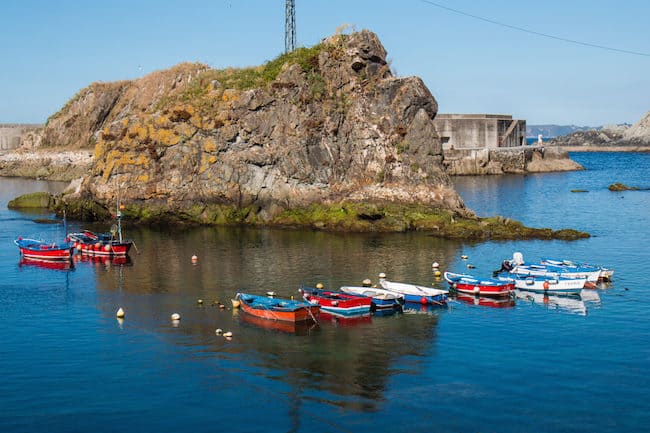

608,182,638,191
8,192,53,209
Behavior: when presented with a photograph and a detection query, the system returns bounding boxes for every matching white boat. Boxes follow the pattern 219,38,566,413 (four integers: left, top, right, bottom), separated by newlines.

501,274,586,295
541,257,614,282
378,274,448,305
339,286,403,311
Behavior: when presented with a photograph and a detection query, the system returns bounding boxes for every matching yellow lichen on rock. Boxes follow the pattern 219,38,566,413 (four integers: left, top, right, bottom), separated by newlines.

203,138,218,153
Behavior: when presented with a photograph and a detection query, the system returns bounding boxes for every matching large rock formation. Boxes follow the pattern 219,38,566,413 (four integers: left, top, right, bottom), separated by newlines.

47,30,471,227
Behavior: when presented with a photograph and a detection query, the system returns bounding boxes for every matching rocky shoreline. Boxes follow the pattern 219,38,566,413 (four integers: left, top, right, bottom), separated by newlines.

0,148,92,181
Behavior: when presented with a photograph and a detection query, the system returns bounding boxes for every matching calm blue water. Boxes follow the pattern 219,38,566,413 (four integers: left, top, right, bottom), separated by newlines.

1,153,649,432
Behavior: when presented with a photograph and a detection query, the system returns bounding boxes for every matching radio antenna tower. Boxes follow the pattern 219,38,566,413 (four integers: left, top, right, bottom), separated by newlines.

285,0,296,53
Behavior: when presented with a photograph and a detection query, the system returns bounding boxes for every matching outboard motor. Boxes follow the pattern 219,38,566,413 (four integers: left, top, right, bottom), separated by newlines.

493,259,513,277
512,252,524,266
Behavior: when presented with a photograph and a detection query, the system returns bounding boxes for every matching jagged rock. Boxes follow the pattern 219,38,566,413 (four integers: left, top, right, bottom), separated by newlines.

42,30,472,226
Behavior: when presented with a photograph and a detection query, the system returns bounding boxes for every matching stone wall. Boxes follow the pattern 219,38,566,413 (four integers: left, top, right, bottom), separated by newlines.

0,124,43,150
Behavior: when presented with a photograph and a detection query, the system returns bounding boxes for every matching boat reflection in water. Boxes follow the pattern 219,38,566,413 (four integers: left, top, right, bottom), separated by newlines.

454,293,515,308
238,309,319,335
73,253,132,267
515,289,588,315
402,301,448,315
319,311,372,327
19,257,74,271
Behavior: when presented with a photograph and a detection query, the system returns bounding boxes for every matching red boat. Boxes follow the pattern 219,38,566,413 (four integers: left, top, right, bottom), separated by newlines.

68,230,133,257
14,237,73,261
299,286,372,316
444,272,515,297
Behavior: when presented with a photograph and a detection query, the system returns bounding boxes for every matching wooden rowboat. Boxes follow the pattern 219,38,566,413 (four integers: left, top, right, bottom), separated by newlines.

236,292,320,323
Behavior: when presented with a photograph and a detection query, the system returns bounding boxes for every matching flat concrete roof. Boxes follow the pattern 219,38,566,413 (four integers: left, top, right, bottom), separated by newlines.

435,114,514,120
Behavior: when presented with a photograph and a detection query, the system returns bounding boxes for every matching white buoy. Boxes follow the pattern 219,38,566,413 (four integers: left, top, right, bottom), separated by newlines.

191,255,198,263
266,291,276,297
223,331,233,338
362,278,372,287
431,262,440,268
467,264,475,269
379,272,386,279
116,307,125,318
215,328,223,335
316,282,324,289
474,286,480,294
171,313,181,321
461,255,468,260
197,299,203,305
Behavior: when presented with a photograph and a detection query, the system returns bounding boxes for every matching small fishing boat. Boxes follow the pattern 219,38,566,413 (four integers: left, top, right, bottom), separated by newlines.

501,274,586,295
236,292,320,323
496,252,601,283
540,257,614,282
378,274,448,305
444,272,515,297
14,237,73,261
339,285,404,312
300,286,372,316
68,230,133,257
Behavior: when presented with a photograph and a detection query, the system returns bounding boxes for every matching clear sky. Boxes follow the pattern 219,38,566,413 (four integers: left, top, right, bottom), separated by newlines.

1,0,649,126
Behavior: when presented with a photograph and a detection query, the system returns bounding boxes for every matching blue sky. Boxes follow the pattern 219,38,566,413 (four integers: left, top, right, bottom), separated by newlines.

1,0,649,126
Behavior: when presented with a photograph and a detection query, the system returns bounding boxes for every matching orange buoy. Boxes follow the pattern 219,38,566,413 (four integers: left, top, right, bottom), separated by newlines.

420,296,428,304
543,281,550,290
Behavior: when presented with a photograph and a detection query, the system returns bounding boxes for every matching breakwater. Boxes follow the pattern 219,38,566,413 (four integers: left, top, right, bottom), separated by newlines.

443,145,583,175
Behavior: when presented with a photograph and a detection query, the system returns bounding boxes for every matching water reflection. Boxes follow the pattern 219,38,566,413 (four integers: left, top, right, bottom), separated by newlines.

18,257,74,271
85,225,455,412
515,289,589,315
453,293,516,308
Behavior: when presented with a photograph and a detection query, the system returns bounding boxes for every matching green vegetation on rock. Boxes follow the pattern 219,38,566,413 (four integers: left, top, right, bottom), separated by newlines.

8,192,53,209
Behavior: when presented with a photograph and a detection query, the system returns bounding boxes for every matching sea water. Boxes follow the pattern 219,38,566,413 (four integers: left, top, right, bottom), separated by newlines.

0,152,648,432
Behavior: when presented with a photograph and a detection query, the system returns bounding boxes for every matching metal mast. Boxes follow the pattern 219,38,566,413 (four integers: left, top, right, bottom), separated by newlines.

285,0,296,53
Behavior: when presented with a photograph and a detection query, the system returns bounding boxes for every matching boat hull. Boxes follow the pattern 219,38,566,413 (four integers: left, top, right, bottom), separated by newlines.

15,238,72,261
444,272,514,297
238,293,320,323
300,287,372,316
509,276,586,295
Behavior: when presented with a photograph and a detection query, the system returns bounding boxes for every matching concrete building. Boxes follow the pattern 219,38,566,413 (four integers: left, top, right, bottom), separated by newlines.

0,124,42,150
433,114,526,150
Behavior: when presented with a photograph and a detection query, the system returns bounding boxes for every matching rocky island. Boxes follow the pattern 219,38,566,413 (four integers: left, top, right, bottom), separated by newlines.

3,30,588,240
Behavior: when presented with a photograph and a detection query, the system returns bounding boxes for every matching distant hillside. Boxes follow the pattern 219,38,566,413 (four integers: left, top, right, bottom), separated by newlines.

527,124,599,139
548,112,649,147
